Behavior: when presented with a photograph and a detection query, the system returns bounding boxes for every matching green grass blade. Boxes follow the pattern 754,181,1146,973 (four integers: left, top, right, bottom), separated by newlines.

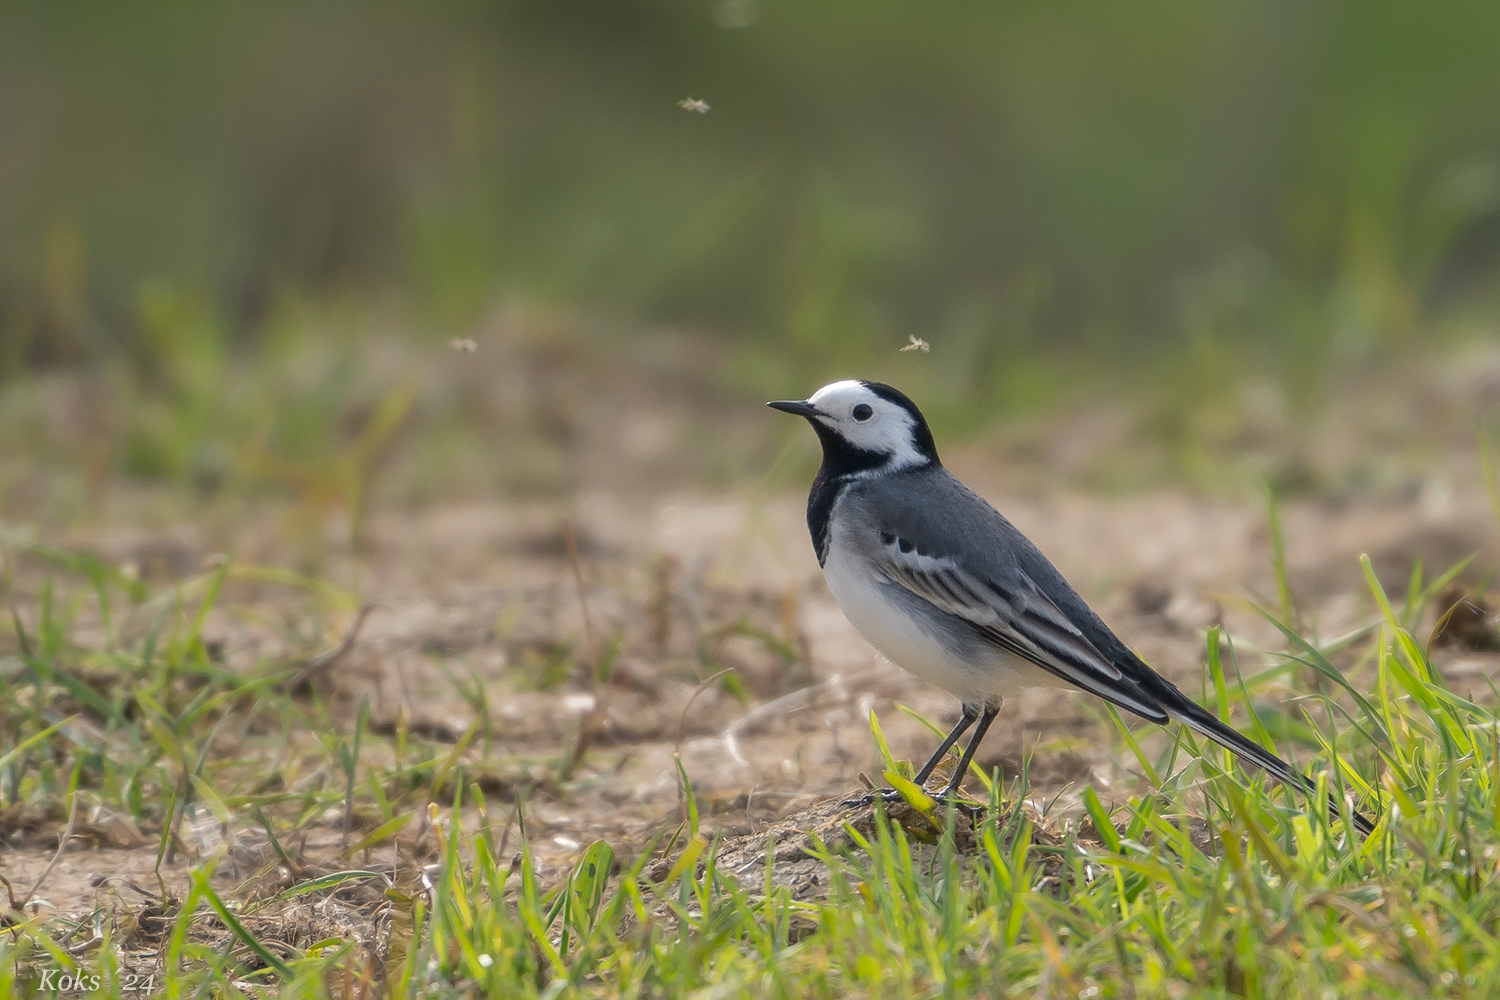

193,867,294,980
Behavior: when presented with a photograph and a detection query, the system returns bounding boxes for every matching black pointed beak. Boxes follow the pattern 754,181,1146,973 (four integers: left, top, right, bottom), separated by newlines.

767,399,819,418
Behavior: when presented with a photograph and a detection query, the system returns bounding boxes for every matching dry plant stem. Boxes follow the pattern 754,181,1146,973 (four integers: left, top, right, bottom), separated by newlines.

671,657,734,829
287,602,375,691
720,668,883,766
676,667,735,756
21,791,80,909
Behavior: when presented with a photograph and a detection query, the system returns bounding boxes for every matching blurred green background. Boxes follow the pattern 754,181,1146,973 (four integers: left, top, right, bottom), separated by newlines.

3,0,1500,522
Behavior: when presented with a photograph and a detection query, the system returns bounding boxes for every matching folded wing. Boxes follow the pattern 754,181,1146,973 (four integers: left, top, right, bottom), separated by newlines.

873,530,1171,724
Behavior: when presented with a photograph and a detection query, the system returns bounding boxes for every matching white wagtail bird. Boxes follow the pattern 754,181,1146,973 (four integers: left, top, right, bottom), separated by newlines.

770,379,1372,835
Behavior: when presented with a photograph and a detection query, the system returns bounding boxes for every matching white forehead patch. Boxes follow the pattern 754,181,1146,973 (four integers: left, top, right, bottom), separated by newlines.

807,379,871,407
806,380,929,470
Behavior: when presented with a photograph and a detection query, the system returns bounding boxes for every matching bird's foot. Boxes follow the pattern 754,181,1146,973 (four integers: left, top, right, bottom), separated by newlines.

840,787,986,820
839,787,904,808
927,794,987,821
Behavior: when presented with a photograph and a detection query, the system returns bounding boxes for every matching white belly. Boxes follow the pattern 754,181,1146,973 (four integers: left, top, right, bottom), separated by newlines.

821,539,1053,706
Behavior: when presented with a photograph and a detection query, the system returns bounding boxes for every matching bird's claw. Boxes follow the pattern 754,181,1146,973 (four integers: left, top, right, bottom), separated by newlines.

840,787,987,820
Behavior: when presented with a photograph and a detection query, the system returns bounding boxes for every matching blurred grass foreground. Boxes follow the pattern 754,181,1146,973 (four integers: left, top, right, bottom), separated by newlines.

3,1,1500,518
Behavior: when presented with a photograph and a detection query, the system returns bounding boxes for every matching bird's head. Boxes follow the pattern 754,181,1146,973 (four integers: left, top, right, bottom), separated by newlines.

768,380,939,474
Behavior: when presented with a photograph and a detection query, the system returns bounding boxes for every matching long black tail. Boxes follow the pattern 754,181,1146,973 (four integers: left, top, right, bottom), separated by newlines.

1151,681,1375,837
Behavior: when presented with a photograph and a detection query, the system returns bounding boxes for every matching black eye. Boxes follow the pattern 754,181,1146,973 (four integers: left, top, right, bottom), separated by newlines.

852,404,873,422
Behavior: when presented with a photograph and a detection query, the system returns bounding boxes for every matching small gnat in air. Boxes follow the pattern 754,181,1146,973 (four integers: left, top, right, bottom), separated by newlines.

900,335,931,353
678,98,712,114
448,338,478,354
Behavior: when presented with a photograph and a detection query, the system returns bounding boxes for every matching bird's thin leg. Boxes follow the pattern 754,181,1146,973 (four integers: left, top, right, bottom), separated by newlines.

940,704,999,799
839,705,981,808
911,704,981,787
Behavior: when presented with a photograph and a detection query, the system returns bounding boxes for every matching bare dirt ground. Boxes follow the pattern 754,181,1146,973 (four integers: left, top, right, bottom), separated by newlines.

8,342,1500,950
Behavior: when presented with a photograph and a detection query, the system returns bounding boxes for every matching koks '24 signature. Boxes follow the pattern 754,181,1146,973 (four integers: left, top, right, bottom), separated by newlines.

38,969,157,992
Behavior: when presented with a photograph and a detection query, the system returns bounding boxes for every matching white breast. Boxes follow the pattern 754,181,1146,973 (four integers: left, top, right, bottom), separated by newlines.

820,507,1053,706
